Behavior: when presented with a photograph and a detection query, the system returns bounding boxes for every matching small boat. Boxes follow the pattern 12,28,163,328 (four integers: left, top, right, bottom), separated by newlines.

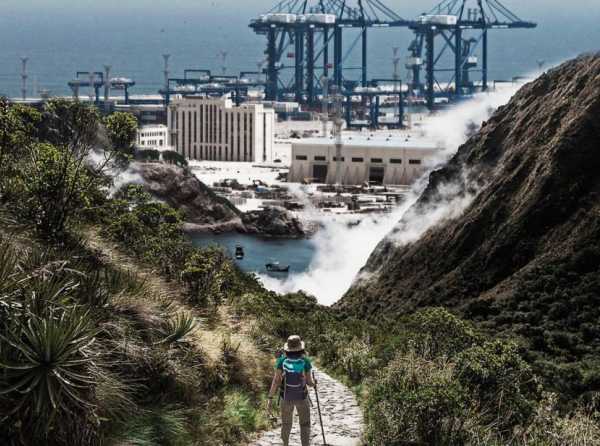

265,262,290,273
235,245,244,260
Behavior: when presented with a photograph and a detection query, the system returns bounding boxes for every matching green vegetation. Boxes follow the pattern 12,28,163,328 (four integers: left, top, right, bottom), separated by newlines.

231,290,600,445
0,96,598,445
103,111,138,161
0,99,269,445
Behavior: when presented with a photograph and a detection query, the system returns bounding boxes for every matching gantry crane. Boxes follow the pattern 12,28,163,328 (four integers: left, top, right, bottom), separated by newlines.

408,0,536,109
250,0,412,104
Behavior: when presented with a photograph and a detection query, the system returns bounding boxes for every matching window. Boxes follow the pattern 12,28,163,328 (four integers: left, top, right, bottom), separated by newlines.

295,155,308,161
409,159,422,165
390,159,402,164
315,156,326,161
370,158,383,163
333,156,345,162
352,157,364,163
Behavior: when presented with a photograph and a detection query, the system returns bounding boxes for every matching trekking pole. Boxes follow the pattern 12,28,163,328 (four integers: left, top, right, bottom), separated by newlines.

312,370,327,445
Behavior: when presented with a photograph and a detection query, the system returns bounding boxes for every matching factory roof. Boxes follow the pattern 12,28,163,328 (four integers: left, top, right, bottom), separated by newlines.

292,135,442,150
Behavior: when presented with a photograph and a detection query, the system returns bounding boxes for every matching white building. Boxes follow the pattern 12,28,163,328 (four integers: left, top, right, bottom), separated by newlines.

137,124,168,150
167,96,275,163
289,135,442,185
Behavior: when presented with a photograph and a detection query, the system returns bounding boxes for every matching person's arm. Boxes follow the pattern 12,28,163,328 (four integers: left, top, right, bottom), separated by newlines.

266,369,283,412
268,369,283,398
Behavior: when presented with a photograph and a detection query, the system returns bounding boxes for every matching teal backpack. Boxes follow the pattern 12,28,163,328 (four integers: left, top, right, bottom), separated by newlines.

281,356,308,401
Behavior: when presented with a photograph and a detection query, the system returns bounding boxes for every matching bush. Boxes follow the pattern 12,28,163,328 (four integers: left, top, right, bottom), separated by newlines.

162,150,188,167
365,350,469,446
456,340,539,434
337,337,378,383
408,307,481,359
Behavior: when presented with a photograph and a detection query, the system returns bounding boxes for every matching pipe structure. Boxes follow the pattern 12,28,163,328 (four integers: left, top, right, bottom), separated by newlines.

163,54,171,105
20,57,28,101
294,26,305,103
104,65,111,113
306,26,316,104
425,28,435,110
266,26,278,100
454,28,462,96
361,27,368,87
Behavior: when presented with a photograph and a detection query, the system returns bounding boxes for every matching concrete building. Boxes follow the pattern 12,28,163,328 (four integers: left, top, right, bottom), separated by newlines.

288,135,442,185
136,124,168,149
168,96,275,162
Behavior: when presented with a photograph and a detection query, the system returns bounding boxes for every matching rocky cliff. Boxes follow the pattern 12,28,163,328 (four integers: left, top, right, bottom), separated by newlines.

134,163,305,238
136,163,241,228
340,55,600,389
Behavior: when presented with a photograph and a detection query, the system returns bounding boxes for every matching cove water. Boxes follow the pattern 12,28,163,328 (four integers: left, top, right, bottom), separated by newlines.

190,232,316,277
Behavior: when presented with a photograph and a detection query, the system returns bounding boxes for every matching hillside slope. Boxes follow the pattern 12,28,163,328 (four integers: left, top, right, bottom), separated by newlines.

340,55,600,388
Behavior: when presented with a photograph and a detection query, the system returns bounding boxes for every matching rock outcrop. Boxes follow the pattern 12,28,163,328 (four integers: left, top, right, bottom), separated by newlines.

241,206,305,238
133,163,305,237
339,55,600,384
136,162,241,228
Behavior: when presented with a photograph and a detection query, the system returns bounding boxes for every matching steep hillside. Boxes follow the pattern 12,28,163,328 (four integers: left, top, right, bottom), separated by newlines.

341,55,600,391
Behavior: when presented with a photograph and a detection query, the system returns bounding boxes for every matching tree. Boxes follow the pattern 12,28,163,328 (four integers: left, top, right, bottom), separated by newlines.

0,99,41,201
18,142,109,238
104,112,138,160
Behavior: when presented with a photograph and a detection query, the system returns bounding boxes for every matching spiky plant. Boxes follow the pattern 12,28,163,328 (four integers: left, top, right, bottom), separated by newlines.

158,312,198,345
0,306,100,432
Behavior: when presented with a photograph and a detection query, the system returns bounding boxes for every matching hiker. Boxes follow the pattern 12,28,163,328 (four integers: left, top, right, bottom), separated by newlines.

267,335,316,446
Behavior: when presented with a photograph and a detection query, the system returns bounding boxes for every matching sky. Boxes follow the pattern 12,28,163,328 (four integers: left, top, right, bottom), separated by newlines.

4,0,600,16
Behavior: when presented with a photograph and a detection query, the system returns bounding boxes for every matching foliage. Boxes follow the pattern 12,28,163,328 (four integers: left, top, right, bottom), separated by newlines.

159,311,198,345
104,112,138,161
456,340,539,434
136,148,161,162
365,350,469,446
0,99,41,200
15,142,109,238
162,150,188,167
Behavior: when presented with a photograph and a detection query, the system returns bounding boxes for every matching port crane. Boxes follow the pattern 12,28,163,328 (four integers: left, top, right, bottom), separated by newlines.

250,0,412,104
408,0,536,108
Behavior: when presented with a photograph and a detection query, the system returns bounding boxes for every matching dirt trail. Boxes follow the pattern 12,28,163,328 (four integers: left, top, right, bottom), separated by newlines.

251,369,364,446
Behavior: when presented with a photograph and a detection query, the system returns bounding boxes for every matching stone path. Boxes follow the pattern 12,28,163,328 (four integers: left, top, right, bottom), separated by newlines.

251,369,364,446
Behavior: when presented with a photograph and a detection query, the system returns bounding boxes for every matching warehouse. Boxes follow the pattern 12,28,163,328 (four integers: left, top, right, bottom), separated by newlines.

288,135,443,185
167,96,275,163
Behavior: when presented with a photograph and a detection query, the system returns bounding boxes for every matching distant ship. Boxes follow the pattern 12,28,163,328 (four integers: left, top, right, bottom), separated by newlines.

265,262,290,273
235,245,244,260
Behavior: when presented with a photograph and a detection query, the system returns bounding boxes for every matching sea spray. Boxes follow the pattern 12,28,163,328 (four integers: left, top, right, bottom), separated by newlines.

258,79,531,305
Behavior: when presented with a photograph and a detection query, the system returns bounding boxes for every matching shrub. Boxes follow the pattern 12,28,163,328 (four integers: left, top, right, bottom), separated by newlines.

456,340,539,435
365,350,469,446
337,337,378,383
408,307,481,359
162,150,188,167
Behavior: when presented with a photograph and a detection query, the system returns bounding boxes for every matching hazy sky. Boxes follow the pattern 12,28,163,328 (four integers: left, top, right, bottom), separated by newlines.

5,0,600,17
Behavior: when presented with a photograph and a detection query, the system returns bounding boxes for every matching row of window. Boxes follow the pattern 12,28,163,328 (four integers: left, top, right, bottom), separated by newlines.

295,155,422,165
140,131,165,138
139,140,164,147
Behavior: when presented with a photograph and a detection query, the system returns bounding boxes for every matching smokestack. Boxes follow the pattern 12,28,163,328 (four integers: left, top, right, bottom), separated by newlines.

20,57,28,101
163,54,170,105
104,65,111,113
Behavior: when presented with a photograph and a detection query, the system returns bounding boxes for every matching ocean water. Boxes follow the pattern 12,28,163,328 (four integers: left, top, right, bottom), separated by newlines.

190,232,316,277
1,1,599,98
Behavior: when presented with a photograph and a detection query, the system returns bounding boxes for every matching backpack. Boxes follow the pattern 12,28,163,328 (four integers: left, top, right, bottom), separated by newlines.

281,356,308,401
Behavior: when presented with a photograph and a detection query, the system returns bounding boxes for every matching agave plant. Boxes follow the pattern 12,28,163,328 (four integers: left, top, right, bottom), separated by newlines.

0,306,100,425
158,311,198,345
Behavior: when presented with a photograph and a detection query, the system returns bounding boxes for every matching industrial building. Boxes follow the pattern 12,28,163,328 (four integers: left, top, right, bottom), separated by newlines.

136,124,168,150
288,135,442,185
167,96,275,163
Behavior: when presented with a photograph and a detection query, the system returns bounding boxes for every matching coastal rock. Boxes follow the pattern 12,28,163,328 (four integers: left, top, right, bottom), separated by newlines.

241,206,305,238
135,162,241,226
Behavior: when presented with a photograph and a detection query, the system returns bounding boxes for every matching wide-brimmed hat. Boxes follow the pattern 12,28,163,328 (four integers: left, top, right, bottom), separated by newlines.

284,335,305,352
